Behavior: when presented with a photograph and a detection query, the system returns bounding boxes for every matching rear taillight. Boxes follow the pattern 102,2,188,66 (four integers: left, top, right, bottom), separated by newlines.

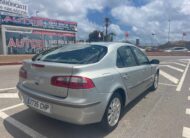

51,76,95,89
19,67,27,79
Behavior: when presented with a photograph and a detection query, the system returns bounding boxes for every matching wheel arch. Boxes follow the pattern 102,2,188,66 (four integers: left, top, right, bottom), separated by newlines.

111,87,127,106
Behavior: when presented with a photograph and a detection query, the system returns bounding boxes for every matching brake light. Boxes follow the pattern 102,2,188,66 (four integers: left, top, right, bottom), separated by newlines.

51,76,95,89
19,67,27,79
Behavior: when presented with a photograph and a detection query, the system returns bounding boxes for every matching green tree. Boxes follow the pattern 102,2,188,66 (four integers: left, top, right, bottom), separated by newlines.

88,30,104,42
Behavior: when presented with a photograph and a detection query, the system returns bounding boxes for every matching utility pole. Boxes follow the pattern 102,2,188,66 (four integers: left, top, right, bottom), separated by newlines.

182,32,186,41
104,17,110,41
168,18,171,42
36,10,40,16
152,33,156,47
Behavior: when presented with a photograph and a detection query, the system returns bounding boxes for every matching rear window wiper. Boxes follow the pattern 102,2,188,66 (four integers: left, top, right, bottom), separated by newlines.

32,47,61,61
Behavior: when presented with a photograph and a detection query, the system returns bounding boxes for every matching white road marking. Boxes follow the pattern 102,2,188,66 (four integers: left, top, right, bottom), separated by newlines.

188,96,190,101
180,59,190,62
186,108,190,115
176,61,190,91
0,93,18,98
160,70,179,84
160,65,184,72
182,127,190,138
179,60,188,64
161,62,186,67
0,112,46,138
158,83,177,87
0,87,16,92
173,62,186,67
0,103,24,112
167,65,184,72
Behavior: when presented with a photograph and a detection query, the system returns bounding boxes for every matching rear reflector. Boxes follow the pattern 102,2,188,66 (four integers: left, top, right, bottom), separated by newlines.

51,76,95,89
19,67,27,79
32,64,45,68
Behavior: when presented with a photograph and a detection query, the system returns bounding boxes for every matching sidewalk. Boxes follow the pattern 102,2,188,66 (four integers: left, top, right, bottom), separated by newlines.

0,55,33,66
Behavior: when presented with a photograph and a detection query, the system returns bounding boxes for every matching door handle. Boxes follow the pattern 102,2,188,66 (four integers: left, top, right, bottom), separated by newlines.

123,74,128,79
143,68,148,71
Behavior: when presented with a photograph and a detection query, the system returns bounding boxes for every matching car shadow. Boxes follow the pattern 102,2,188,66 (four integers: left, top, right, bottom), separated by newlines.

3,89,153,138
3,109,109,138
121,89,153,119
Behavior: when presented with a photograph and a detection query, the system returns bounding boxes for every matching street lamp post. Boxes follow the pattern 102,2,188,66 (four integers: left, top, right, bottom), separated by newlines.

152,33,156,47
168,18,171,42
36,10,40,16
104,17,110,41
182,32,186,41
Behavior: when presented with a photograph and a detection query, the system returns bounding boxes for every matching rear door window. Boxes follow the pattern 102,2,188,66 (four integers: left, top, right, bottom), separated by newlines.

117,46,137,68
131,47,149,65
39,44,107,64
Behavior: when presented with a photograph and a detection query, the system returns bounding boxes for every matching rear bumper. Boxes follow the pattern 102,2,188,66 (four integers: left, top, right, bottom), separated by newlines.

17,84,109,125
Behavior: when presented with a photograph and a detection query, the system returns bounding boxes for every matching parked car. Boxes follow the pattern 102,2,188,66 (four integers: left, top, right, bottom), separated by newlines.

164,47,189,52
17,42,160,131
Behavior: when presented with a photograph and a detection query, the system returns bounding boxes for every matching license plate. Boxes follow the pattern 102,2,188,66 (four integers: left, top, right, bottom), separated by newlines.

27,97,51,113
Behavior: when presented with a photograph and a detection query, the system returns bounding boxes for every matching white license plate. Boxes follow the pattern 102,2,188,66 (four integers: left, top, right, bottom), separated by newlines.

27,97,51,113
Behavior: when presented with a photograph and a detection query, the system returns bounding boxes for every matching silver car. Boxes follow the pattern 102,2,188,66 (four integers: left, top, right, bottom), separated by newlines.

164,47,189,52
17,42,159,131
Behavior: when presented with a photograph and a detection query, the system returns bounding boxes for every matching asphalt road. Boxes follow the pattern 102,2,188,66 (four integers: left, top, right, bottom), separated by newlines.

0,56,190,138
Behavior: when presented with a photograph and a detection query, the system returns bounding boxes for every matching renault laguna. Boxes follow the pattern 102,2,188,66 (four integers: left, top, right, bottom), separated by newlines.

17,42,159,131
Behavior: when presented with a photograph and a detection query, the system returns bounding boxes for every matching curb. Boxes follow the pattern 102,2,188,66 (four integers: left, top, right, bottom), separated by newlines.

0,62,22,66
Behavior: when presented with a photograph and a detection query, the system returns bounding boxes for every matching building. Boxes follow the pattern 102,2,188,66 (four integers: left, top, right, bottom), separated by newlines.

0,15,77,55
0,0,77,55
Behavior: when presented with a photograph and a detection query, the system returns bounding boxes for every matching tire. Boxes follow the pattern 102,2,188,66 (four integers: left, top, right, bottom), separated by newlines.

101,93,123,132
150,72,159,91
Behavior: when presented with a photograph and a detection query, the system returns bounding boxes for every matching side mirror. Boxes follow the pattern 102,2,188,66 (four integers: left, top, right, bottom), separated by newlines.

150,59,160,64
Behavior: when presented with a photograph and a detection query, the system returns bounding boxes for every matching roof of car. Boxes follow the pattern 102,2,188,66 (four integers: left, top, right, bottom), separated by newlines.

89,42,147,52
67,42,145,52
90,42,135,47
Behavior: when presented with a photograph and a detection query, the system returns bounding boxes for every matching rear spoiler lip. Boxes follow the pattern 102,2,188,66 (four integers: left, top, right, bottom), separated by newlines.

32,63,45,68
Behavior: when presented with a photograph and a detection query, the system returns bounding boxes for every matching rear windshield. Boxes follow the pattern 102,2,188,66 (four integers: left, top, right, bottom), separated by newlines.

39,44,107,64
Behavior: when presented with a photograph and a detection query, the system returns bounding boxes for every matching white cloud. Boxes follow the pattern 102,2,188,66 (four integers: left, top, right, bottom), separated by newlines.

132,26,138,32
109,24,125,40
180,0,190,15
111,0,190,44
20,0,190,43
109,24,123,35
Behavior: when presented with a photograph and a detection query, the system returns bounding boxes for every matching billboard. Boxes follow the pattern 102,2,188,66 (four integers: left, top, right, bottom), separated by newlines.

5,30,75,54
0,15,77,32
31,17,77,31
0,0,28,16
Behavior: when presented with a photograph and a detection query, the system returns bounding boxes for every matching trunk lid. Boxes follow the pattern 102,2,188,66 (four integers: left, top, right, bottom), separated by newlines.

21,60,73,98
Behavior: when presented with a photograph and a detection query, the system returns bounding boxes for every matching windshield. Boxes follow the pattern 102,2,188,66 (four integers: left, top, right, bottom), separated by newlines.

39,44,107,64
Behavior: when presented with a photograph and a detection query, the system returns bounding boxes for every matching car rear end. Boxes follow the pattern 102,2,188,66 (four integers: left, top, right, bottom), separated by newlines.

17,44,111,125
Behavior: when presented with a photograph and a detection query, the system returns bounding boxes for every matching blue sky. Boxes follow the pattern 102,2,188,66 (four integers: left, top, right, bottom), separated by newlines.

22,0,190,45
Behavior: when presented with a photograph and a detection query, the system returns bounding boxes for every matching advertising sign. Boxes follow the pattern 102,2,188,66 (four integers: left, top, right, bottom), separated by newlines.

5,30,75,54
0,15,77,32
0,0,28,16
0,15,32,26
31,17,77,32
